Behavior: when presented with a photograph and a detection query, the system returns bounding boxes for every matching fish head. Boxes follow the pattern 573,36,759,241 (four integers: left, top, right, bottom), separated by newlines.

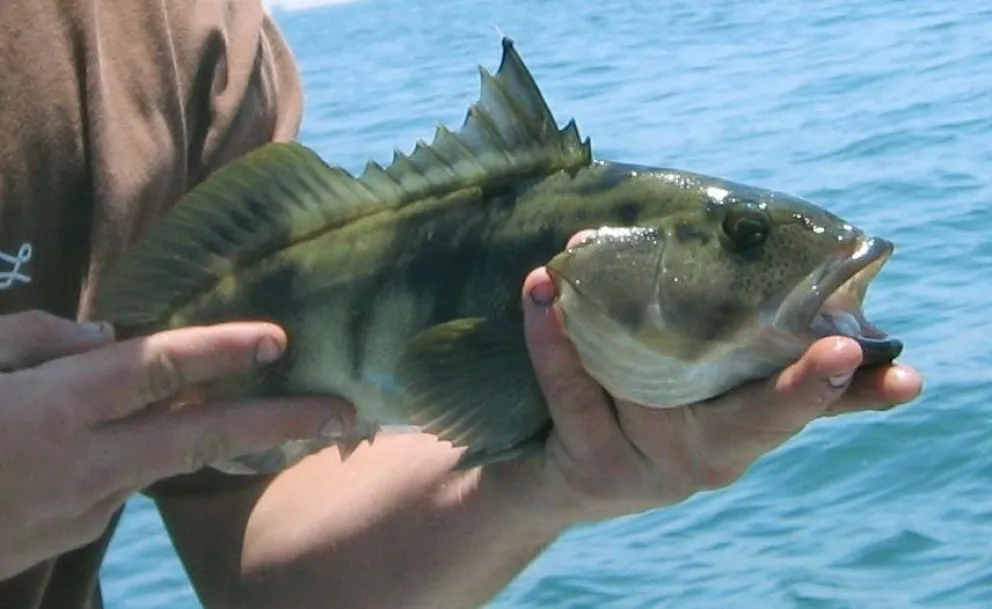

546,174,902,406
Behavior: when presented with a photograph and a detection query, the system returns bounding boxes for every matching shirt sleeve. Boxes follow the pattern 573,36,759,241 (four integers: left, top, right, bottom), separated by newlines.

71,0,305,318
0,0,303,321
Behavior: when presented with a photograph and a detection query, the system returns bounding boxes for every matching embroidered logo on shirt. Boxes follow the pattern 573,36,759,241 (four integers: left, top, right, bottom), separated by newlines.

0,242,32,289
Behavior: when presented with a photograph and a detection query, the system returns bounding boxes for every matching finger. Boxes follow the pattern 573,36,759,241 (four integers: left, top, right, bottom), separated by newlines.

824,363,922,416
114,396,356,487
521,267,626,457
42,322,290,423
0,310,114,371
689,336,864,455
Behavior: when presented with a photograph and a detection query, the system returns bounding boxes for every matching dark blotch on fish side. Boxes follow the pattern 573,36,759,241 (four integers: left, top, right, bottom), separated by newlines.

345,273,393,376
239,260,302,394
615,200,643,225
344,187,569,375
400,217,563,326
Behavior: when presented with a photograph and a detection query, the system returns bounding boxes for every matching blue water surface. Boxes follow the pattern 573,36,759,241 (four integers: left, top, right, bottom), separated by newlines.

101,0,992,606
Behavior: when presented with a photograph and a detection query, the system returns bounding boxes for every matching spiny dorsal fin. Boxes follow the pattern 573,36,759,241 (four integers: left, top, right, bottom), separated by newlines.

381,37,591,193
94,38,591,328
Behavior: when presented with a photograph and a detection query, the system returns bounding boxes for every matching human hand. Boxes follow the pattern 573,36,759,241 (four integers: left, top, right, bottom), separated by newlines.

487,266,923,530
0,310,353,579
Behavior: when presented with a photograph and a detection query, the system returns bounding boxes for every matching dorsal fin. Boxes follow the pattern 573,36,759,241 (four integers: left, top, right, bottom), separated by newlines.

94,38,592,328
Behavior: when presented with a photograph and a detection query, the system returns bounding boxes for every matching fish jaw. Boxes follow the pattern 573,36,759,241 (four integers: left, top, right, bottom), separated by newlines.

770,234,903,367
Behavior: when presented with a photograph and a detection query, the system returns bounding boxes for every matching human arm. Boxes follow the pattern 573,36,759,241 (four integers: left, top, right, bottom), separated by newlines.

156,267,922,609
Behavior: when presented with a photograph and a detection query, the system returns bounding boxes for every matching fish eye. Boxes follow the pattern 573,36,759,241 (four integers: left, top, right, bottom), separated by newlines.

722,204,770,251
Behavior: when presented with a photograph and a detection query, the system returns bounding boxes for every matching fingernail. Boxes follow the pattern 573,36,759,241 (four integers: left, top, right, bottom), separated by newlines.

318,416,345,440
82,321,114,341
255,336,284,364
828,370,854,389
529,282,556,308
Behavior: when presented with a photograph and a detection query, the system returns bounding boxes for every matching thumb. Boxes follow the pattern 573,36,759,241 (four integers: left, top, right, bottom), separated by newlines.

128,396,357,483
520,268,627,454
0,310,115,371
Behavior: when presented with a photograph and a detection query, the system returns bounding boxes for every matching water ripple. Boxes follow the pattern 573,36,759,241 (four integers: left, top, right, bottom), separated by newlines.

102,1,992,608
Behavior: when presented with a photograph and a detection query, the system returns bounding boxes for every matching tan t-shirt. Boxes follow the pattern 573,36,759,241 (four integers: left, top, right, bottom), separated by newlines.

0,0,304,606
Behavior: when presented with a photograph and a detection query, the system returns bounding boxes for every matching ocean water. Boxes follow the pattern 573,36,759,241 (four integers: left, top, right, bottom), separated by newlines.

101,0,992,607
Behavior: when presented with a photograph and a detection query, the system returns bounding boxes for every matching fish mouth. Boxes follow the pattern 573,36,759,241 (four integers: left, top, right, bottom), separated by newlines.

776,236,903,366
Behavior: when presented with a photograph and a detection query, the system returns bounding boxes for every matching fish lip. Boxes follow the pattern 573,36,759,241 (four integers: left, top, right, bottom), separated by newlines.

776,235,903,366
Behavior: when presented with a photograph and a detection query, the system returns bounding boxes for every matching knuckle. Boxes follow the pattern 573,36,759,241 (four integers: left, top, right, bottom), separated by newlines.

140,351,187,404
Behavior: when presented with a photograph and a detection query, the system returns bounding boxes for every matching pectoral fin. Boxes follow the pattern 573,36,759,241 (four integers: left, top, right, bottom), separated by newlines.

396,318,551,468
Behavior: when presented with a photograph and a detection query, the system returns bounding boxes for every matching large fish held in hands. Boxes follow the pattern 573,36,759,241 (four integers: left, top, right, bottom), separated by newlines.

94,38,903,474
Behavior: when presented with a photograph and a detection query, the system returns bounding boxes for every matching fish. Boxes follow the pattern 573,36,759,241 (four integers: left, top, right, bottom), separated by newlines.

93,38,903,475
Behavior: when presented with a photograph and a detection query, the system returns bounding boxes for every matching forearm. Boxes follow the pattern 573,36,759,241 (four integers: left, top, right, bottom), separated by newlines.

158,434,566,609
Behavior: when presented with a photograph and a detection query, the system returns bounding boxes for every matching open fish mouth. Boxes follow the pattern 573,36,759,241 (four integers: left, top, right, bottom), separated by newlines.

780,236,903,366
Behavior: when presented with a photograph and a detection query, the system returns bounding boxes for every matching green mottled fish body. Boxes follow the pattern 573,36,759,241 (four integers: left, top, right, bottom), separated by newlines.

95,39,902,474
